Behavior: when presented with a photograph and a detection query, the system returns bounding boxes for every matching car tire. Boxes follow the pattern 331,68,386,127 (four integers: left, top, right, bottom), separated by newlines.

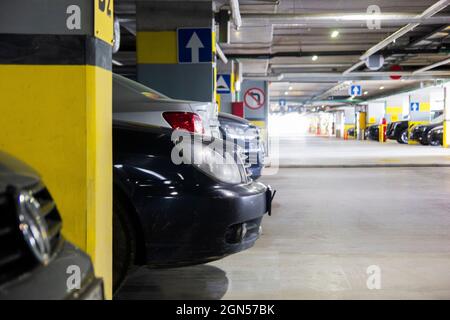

397,130,408,144
419,136,429,145
113,196,137,294
429,139,440,146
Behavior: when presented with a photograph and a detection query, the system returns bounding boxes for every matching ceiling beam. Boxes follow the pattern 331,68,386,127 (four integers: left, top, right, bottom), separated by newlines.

413,56,450,73
344,0,450,74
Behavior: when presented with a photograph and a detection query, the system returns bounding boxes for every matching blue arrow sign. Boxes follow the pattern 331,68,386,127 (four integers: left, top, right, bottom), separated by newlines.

177,28,212,63
410,102,420,111
216,74,231,94
349,85,362,96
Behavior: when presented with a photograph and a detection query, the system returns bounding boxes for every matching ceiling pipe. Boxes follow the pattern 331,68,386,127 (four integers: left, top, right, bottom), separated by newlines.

361,0,450,61
413,56,450,74
313,83,344,100
225,48,443,60
249,71,450,82
241,12,450,27
342,61,365,75
229,0,242,30
344,0,450,74
286,71,450,77
216,44,229,64
272,63,352,69
244,74,284,81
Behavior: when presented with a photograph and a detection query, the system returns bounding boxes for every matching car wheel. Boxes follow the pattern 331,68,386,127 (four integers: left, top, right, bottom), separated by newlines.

113,196,137,293
419,136,429,145
397,130,408,144
429,139,439,146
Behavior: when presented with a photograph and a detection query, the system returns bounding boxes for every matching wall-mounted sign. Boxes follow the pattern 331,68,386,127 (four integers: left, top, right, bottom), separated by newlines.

244,87,265,110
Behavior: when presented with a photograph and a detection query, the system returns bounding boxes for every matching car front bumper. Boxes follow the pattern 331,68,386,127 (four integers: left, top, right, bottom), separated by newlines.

137,181,274,267
0,240,103,300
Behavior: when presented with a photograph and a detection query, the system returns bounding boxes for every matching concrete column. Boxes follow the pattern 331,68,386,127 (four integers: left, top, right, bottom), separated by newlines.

385,95,404,123
217,59,240,113
409,89,431,122
241,80,269,150
0,0,113,297
367,101,385,125
343,107,356,139
136,1,215,103
444,83,450,147
408,89,432,145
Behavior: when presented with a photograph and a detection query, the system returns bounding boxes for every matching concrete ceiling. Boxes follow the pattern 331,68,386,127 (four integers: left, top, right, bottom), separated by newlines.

114,0,450,107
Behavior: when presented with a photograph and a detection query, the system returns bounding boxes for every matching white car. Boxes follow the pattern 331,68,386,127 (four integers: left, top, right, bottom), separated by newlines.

113,74,220,137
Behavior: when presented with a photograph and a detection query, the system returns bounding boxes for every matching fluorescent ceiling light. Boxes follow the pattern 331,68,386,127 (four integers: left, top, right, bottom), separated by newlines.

331,30,339,38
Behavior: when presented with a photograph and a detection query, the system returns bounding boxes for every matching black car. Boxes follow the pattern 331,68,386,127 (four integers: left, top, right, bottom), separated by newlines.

386,121,408,144
365,125,379,141
218,112,265,179
409,122,442,145
428,125,443,146
347,127,355,138
0,152,103,300
113,121,274,291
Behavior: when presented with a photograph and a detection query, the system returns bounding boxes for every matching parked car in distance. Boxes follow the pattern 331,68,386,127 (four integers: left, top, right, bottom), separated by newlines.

428,125,443,146
347,127,355,137
113,74,220,138
386,120,408,144
218,112,265,179
0,152,103,300
112,121,274,292
409,116,443,145
365,124,379,141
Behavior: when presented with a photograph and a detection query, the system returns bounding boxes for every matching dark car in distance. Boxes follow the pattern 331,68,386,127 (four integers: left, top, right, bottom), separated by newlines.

365,124,379,141
218,112,265,179
410,122,442,145
0,152,103,300
428,125,443,146
386,120,408,144
347,127,355,138
113,121,274,292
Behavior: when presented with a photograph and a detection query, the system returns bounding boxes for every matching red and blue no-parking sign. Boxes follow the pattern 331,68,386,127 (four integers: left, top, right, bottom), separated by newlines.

244,88,265,110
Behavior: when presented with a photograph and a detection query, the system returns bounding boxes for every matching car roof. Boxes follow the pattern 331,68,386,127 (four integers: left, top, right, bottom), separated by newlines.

113,74,172,111
218,112,250,124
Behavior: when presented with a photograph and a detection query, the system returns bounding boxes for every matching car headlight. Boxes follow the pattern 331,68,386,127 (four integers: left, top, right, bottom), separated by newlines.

172,132,246,184
195,144,244,184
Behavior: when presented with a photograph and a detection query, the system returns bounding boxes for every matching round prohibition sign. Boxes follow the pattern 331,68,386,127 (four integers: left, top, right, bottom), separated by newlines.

244,88,265,110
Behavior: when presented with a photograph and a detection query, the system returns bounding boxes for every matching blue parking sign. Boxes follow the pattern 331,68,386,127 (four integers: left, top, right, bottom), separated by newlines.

410,102,419,111
349,85,362,96
177,28,212,63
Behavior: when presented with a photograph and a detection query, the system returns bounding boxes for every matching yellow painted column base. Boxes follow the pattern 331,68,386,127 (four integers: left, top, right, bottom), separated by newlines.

0,65,112,298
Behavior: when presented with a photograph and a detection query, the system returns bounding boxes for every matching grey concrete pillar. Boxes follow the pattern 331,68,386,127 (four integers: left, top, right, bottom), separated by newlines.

136,1,215,103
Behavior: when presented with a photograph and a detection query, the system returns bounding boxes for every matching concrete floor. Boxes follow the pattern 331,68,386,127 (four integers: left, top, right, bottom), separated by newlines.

115,136,450,300
271,135,450,167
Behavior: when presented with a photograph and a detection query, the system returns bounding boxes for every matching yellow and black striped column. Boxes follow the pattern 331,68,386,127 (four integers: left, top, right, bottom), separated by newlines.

0,0,113,298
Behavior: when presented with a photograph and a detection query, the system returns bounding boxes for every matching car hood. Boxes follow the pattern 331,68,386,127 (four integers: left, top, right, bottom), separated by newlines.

0,152,40,193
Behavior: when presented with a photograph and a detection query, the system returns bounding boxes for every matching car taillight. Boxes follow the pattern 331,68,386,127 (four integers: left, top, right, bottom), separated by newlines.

162,112,204,134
